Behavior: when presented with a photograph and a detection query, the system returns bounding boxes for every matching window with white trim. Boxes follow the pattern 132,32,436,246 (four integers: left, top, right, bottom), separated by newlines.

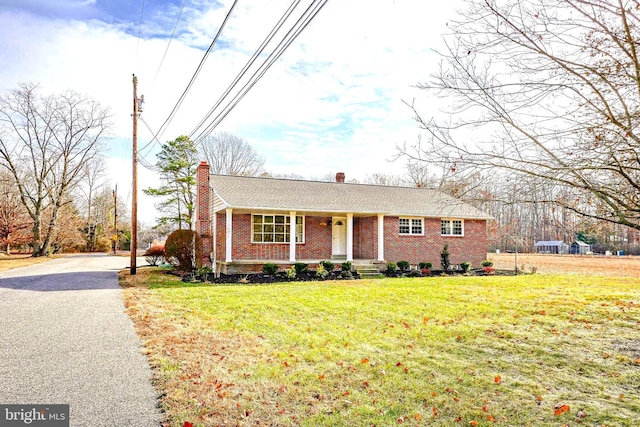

441,219,464,236
399,217,424,235
252,214,304,243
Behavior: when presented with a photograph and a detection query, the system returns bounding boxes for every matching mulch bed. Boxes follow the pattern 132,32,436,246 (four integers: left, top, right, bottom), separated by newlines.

180,268,519,284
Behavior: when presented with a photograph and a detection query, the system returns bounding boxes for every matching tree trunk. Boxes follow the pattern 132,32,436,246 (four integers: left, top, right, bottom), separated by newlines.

31,217,42,257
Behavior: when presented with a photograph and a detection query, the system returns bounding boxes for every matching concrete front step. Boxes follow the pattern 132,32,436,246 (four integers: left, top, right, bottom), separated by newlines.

353,263,384,279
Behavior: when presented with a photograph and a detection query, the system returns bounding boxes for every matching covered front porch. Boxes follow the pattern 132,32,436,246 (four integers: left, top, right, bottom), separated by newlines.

216,208,388,266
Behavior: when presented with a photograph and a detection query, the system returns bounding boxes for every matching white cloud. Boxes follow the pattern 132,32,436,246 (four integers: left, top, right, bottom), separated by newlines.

0,0,464,223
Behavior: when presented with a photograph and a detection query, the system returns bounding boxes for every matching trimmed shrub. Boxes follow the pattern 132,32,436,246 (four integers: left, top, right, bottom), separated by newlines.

341,261,352,272
397,260,410,271
418,262,432,270
144,244,165,266
440,244,451,272
262,263,279,275
294,262,308,275
385,262,397,274
481,260,494,267
483,266,495,275
319,260,335,272
461,261,472,273
284,266,296,279
164,230,201,272
407,269,423,277
316,264,328,279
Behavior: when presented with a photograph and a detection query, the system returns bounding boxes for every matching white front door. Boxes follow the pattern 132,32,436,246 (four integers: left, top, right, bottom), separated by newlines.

332,217,347,256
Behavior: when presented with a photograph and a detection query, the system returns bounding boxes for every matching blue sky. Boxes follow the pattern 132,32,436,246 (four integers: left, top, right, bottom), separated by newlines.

0,0,463,223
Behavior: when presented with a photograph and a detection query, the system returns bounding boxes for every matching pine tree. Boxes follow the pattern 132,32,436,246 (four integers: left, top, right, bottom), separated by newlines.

143,135,198,230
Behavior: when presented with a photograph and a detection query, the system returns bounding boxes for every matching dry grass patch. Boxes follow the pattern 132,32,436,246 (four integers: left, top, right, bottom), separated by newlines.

0,254,55,272
489,253,640,277
123,271,640,426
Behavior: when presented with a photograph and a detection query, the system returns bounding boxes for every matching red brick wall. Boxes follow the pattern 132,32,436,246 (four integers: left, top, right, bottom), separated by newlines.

354,216,377,259
383,217,487,268
214,212,487,267
298,216,332,259
216,213,333,261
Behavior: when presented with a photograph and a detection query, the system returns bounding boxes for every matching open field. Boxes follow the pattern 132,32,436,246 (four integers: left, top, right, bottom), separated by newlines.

488,253,640,277
122,269,640,426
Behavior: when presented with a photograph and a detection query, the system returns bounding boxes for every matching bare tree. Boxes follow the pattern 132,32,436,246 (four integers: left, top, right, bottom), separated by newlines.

0,84,110,256
200,132,265,176
77,157,107,251
398,0,640,230
0,171,31,254
364,173,406,187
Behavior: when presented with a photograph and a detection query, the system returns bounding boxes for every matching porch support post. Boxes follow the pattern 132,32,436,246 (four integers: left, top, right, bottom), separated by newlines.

289,211,296,262
346,213,354,262
225,208,233,262
377,214,385,261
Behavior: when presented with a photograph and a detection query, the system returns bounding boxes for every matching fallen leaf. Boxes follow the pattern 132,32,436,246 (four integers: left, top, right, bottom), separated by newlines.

494,375,502,384
469,421,478,426
413,413,422,421
553,403,570,416
576,409,587,418
423,316,429,325
361,357,369,364
486,415,496,422
318,374,325,380
396,416,404,423
183,423,193,427
432,407,438,418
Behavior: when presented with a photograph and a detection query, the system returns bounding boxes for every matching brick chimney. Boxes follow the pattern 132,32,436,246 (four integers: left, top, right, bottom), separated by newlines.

336,172,345,183
196,161,212,267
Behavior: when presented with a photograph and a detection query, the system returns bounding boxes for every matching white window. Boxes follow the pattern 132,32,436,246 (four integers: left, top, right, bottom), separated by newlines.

399,217,424,235
252,214,304,243
441,219,464,236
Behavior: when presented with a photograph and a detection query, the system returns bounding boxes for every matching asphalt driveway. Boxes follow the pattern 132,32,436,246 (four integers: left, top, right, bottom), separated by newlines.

0,254,161,426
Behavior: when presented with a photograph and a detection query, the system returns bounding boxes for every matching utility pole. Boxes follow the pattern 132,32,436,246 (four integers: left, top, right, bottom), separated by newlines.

131,74,142,275
113,184,118,255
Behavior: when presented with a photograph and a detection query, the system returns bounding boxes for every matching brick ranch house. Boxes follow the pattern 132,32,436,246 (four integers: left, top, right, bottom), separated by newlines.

194,162,493,274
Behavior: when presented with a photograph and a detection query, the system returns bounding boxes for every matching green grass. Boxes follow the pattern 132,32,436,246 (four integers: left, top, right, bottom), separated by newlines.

126,272,640,426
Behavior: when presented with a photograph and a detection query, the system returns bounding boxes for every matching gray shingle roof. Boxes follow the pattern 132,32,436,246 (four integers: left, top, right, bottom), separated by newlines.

534,241,567,246
210,174,493,220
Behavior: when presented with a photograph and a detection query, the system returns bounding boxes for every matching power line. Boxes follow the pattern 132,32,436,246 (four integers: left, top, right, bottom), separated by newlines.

149,0,188,91
134,0,146,60
149,0,239,150
138,116,161,171
191,0,329,145
188,0,303,139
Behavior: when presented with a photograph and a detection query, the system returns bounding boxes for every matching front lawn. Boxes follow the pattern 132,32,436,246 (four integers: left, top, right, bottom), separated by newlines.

123,270,640,426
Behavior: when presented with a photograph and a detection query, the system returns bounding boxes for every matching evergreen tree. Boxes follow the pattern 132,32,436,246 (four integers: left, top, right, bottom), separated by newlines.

143,135,198,230
440,244,450,272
